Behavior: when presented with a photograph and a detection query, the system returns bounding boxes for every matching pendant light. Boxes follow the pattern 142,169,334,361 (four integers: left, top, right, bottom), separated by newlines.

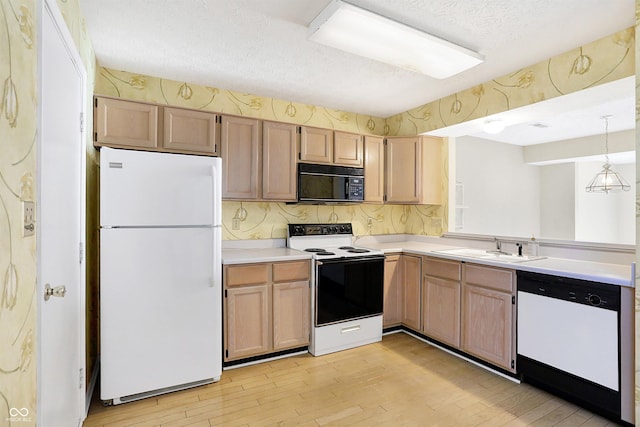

585,115,631,194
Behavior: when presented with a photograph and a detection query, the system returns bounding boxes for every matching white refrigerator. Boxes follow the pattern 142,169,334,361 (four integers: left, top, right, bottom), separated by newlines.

99,147,222,405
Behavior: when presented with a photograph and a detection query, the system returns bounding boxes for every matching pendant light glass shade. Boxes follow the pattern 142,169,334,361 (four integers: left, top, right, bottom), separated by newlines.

585,116,631,194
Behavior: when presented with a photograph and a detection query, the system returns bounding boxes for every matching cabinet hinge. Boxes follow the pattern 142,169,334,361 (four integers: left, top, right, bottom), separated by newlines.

512,295,515,304
224,289,227,298
511,360,515,369
297,126,301,134
93,132,97,142
225,349,228,358
79,242,84,264
94,97,98,108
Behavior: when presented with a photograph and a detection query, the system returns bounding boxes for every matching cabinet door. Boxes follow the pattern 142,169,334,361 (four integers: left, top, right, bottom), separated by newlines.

300,126,333,164
221,116,261,199
334,131,363,167
262,121,297,201
94,97,159,149
225,284,271,360
422,276,460,347
462,285,514,371
163,107,218,154
383,255,402,327
364,136,384,203
386,137,421,203
273,281,310,350
401,255,421,330
420,136,442,205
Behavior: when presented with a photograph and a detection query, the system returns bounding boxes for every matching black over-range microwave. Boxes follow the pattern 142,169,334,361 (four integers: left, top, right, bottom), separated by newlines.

297,163,364,203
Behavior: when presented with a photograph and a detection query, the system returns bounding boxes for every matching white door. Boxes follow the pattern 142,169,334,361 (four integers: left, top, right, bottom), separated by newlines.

38,1,86,426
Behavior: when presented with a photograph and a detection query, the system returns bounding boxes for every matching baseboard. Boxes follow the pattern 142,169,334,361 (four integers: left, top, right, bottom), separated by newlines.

85,357,100,416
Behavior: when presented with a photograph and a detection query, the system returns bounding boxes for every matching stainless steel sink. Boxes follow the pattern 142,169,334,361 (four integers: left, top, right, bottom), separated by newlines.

433,248,546,263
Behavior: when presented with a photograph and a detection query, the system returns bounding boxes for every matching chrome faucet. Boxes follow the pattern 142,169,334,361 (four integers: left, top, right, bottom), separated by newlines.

487,237,510,255
495,238,502,252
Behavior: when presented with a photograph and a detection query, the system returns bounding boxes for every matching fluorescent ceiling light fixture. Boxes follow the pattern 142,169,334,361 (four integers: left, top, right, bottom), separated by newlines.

483,119,505,134
307,0,484,79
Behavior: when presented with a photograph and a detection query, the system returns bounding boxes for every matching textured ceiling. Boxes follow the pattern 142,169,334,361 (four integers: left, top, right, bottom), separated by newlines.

79,0,634,120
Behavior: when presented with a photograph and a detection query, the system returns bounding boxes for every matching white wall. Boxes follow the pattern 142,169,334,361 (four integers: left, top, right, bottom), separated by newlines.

575,162,635,244
539,163,575,240
455,136,540,238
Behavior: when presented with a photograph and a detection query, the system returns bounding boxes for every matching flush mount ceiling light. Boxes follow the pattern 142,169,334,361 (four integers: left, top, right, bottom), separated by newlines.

482,119,505,134
585,115,631,194
307,0,484,79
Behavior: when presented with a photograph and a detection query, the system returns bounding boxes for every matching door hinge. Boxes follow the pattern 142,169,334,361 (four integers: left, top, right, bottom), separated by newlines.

512,295,515,304
80,112,84,133
79,242,84,264
79,367,85,389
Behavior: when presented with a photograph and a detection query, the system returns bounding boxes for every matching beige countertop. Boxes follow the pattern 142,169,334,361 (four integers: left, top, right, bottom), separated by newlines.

361,241,634,287
222,247,312,265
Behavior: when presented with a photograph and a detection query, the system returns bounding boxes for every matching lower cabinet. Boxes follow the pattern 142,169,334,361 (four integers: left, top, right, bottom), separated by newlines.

401,254,422,331
422,257,461,348
383,254,402,327
461,263,516,372
223,260,310,362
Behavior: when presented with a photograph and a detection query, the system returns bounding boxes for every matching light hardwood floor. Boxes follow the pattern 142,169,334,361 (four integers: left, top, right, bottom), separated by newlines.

84,333,618,427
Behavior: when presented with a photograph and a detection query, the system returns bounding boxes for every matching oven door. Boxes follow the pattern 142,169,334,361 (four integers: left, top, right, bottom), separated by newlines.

315,255,384,326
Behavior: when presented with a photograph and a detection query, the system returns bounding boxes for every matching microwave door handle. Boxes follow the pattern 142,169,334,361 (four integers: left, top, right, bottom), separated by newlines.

345,180,349,197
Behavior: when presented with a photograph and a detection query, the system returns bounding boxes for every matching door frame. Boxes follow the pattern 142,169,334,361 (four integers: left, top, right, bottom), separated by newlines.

37,0,87,423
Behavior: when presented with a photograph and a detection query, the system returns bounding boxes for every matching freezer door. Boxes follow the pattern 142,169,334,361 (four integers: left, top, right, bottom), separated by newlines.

100,147,222,227
100,227,221,400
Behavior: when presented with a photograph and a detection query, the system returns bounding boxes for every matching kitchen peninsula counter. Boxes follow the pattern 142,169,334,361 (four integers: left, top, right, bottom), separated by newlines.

358,237,634,287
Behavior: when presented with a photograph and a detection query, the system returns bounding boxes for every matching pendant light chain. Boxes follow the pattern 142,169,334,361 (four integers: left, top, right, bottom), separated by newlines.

603,115,610,165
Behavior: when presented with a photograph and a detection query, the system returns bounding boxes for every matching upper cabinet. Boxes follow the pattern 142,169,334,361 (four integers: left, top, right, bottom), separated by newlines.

222,119,297,202
300,126,333,164
94,97,159,149
221,116,261,199
94,96,219,156
300,127,364,168
164,107,218,154
386,135,442,205
334,131,363,167
262,121,297,201
364,135,384,203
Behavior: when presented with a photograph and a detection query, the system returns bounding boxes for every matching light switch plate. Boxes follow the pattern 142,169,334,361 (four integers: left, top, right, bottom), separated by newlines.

23,201,35,237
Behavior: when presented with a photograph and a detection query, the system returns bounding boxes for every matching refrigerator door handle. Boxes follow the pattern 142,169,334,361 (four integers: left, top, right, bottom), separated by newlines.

211,163,222,226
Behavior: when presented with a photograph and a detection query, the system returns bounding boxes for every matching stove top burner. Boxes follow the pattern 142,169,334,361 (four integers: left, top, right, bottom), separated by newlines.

316,251,335,256
347,248,370,253
339,246,354,250
305,248,326,253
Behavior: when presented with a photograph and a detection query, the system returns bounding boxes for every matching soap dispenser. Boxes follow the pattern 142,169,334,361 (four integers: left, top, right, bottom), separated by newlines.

529,235,539,256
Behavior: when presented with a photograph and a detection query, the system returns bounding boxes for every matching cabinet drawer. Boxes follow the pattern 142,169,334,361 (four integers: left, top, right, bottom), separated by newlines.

464,264,514,292
423,257,461,281
225,264,269,287
272,260,310,282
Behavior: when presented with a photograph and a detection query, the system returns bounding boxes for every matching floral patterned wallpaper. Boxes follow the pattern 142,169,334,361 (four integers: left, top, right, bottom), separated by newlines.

0,0,95,424
0,0,37,423
387,28,634,136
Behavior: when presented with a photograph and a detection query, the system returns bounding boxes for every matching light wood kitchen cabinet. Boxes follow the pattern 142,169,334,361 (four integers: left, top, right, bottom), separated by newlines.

163,107,218,154
300,126,333,164
221,116,261,199
334,131,363,167
422,257,461,348
461,264,516,372
383,254,402,327
385,135,442,204
224,260,310,361
364,135,385,203
94,97,159,149
401,254,422,331
262,121,297,201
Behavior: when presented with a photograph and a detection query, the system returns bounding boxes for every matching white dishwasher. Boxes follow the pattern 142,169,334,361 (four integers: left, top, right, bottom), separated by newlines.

516,270,628,423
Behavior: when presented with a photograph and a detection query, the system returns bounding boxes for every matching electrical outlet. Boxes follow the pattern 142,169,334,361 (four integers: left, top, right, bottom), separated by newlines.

232,219,241,230
23,201,35,237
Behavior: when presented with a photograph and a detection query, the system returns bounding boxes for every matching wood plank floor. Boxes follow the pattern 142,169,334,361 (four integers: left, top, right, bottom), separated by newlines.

84,333,618,427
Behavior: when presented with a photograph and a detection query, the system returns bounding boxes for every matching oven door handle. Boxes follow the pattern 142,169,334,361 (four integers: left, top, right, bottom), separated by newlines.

316,255,386,266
